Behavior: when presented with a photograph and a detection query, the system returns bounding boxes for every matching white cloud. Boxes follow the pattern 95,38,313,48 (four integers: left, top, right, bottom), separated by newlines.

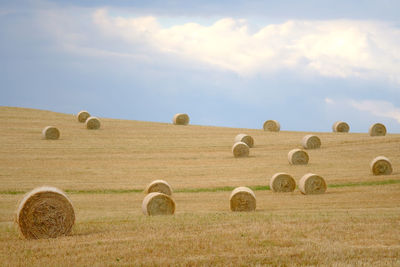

350,99,400,123
324,98,334,104
92,9,400,82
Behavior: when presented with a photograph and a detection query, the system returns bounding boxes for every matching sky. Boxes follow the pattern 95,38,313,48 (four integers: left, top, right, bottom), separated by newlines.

1,0,400,132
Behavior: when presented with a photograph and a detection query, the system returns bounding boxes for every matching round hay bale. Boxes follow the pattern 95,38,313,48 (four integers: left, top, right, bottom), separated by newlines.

299,173,327,195
369,123,387,136
173,113,190,125
332,121,350,133
288,148,309,165
230,187,256,212
263,120,280,132
232,142,250,158
144,180,172,196
270,172,296,192
142,192,175,216
42,126,60,140
370,156,392,175
301,135,321,149
77,110,90,123
16,186,75,239
86,116,101,130
234,134,254,148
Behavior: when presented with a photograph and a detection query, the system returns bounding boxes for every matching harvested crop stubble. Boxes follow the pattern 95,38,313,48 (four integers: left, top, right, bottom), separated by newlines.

16,186,75,239
86,116,101,129
270,172,296,192
369,123,387,136
142,192,175,216
299,173,327,195
144,180,173,196
370,156,393,175
230,187,256,212
173,113,190,125
234,133,254,148
288,148,309,165
232,142,250,158
42,126,60,140
263,120,280,132
332,121,350,133
301,134,321,149
77,110,90,123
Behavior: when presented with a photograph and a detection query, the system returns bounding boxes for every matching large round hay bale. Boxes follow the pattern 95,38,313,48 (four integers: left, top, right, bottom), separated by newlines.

370,156,392,175
332,121,350,133
270,172,296,192
144,180,172,196
369,123,387,136
16,186,75,239
288,148,309,165
173,113,190,125
301,135,321,149
42,126,60,140
86,116,101,130
232,142,250,158
299,173,327,195
229,187,256,212
142,192,175,216
234,134,254,148
77,110,90,123
263,120,280,132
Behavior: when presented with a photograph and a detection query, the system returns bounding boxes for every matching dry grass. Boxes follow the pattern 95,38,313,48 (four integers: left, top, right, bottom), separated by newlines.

0,106,400,265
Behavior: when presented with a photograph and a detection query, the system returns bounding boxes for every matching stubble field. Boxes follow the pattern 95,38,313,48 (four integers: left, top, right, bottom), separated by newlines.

0,106,399,266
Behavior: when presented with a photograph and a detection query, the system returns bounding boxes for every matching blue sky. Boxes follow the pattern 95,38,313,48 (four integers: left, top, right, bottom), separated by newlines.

1,0,400,132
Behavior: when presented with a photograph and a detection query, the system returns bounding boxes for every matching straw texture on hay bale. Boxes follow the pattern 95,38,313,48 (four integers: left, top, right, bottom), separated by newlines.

86,116,101,130
288,148,309,165
42,126,60,140
301,135,321,149
370,156,392,175
332,121,350,133
299,173,327,195
77,110,90,123
270,173,296,192
173,113,190,125
142,192,175,216
234,134,254,148
232,142,250,158
263,120,280,132
16,186,75,239
144,180,173,196
230,187,256,212
369,123,387,136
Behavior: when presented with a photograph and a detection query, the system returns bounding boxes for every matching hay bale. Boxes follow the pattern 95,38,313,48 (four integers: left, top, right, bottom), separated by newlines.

144,180,172,196
16,186,75,239
370,156,392,175
301,135,321,149
263,120,280,132
142,192,175,216
173,113,190,125
299,173,327,195
332,121,350,133
234,134,254,148
270,172,296,192
232,142,249,158
77,110,90,123
86,116,101,130
42,126,60,140
288,148,309,165
369,123,387,136
230,187,256,212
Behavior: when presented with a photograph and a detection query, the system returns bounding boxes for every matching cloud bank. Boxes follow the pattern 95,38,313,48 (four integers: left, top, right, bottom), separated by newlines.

93,9,400,82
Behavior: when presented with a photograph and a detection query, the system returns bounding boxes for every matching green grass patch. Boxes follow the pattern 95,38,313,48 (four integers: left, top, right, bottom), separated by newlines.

1,179,399,195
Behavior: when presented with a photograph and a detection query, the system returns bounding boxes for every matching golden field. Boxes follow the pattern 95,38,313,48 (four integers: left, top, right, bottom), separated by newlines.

0,106,399,266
